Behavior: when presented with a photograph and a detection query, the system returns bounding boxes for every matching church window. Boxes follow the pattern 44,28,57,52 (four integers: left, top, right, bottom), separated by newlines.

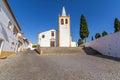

65,19,68,24
42,35,45,38
61,19,64,25
51,31,54,36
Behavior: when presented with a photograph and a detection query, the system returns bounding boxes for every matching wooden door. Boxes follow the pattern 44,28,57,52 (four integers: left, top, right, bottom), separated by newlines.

50,41,55,47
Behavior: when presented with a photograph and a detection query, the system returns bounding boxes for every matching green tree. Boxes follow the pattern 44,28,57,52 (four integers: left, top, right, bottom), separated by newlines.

102,31,108,36
91,36,94,41
114,18,120,32
78,38,84,46
80,14,90,42
95,33,101,39
32,45,37,48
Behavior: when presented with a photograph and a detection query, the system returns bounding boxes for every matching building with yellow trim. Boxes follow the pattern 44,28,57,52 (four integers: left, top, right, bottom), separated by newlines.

0,0,22,57
38,7,76,47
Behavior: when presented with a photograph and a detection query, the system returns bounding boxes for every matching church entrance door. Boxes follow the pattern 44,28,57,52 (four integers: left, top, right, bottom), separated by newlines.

50,41,55,47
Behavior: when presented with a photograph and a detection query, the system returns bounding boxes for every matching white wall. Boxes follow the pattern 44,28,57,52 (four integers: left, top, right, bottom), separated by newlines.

0,0,19,31
71,42,77,47
85,32,120,58
59,17,71,47
0,1,19,53
38,29,58,47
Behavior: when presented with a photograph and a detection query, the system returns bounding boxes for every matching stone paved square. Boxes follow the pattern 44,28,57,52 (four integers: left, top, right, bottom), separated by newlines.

0,50,120,80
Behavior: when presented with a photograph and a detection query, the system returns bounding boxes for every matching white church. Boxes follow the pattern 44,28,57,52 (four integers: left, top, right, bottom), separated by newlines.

38,7,76,47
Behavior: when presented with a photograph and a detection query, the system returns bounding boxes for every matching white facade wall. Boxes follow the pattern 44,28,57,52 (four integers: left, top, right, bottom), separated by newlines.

0,1,20,53
71,42,77,47
85,32,120,58
0,0,19,31
59,24,70,47
38,29,58,47
59,17,71,47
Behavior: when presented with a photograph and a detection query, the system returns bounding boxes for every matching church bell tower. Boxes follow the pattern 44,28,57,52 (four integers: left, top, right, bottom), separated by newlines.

58,7,71,47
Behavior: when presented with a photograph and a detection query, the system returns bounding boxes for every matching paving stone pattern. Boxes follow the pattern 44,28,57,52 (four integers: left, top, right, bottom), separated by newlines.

0,50,120,80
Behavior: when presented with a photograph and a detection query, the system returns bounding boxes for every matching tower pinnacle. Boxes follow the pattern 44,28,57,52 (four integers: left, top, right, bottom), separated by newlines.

62,6,66,16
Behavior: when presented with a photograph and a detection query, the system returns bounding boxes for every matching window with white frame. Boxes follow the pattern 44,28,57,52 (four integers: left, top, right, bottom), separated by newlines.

8,21,12,31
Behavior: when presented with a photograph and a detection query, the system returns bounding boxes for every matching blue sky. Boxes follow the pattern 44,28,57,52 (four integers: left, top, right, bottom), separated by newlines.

8,0,120,43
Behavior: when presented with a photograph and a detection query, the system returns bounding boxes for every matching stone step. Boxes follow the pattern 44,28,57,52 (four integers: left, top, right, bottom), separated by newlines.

40,47,87,55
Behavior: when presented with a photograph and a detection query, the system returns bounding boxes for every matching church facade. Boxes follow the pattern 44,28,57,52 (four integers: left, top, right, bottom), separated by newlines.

38,29,58,47
38,7,76,47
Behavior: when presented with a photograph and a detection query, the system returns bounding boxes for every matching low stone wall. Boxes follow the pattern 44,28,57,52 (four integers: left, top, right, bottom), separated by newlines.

85,32,120,58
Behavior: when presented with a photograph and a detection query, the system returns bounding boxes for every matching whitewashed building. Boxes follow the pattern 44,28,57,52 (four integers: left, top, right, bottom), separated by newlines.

17,33,29,52
38,7,76,47
38,29,58,47
0,0,21,56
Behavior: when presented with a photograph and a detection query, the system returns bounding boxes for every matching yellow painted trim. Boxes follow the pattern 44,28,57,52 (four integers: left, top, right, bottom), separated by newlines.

58,16,60,47
2,0,21,31
40,49,43,56
0,51,15,58
68,16,71,47
70,36,72,47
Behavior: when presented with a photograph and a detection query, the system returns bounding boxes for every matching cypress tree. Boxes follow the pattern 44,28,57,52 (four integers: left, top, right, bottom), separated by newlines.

114,18,120,32
80,14,89,42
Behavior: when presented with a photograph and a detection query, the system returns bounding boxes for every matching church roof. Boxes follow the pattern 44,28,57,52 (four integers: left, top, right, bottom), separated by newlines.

62,6,66,16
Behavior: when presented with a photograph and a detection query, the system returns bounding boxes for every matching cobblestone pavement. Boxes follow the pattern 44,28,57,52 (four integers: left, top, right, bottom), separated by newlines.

0,50,120,80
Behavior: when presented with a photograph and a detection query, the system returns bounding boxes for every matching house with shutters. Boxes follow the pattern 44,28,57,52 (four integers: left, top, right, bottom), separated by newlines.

0,0,21,57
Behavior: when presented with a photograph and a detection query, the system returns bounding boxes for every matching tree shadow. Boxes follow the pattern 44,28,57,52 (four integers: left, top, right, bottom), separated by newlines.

34,49,40,54
82,47,120,62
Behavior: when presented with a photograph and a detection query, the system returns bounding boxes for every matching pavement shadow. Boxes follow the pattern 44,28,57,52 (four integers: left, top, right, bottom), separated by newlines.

82,47,120,62
34,49,40,54
0,56,7,60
